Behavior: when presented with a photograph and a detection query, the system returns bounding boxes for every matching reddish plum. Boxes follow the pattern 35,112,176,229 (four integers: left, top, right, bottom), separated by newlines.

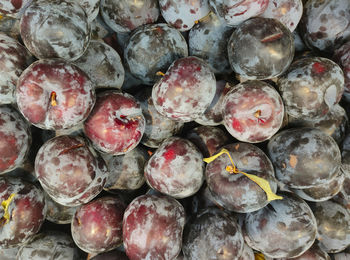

20,0,91,60
144,137,204,199
34,135,108,207
74,40,125,89
209,0,269,26
84,90,145,155
228,17,294,80
159,0,210,31
0,105,31,174
72,196,126,254
125,23,188,85
183,208,244,260
0,177,46,249
278,57,344,120
0,32,32,105
135,87,183,148
186,125,230,158
260,0,303,32
205,143,278,213
267,128,341,189
222,80,284,143
100,0,159,33
16,59,96,130
152,56,216,122
123,194,185,260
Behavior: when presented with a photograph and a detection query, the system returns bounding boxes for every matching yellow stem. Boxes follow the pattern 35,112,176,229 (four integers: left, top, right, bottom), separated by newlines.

255,252,266,260
1,193,16,225
204,149,283,202
156,71,165,76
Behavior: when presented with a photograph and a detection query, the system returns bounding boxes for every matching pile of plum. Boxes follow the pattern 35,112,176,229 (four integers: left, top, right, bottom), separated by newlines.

0,0,350,259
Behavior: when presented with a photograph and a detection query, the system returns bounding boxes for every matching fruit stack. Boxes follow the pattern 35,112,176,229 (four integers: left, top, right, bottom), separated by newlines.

0,0,349,259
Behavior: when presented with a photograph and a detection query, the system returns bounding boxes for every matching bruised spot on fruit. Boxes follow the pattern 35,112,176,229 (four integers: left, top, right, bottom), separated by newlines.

0,193,16,226
232,118,243,132
58,143,85,156
260,32,283,43
163,149,176,161
289,155,298,168
312,62,327,74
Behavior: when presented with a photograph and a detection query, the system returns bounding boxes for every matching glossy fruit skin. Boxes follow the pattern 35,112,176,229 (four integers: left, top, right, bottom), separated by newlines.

84,90,145,155
159,0,210,31
152,56,216,122
100,0,159,33
0,105,31,174
205,142,278,213
0,177,46,249
243,193,317,258
209,0,269,26
17,231,79,260
123,194,185,260
20,0,91,61
74,40,125,89
313,200,350,253
16,59,96,130
71,196,126,254
222,80,284,143
35,135,108,207
267,128,341,189
183,208,244,260
144,137,204,199
278,57,344,120
228,17,294,80
300,0,350,53
0,33,32,105
125,23,188,85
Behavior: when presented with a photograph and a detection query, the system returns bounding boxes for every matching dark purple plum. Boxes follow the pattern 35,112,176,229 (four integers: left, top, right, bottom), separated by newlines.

100,0,159,33
205,143,278,213
84,90,145,155
260,0,303,32
228,17,294,80
159,0,210,31
103,146,148,191
123,194,185,260
152,56,216,122
278,57,344,120
267,128,341,189
195,80,232,126
186,125,230,158
189,13,234,74
0,32,32,105
72,196,126,254
222,80,284,143
124,23,188,85
209,0,269,26
287,104,348,144
90,249,129,260
313,200,350,253
34,135,108,207
144,137,204,199
135,87,183,148
183,208,244,260
20,0,91,60
300,0,350,53
17,231,79,260
243,193,317,258
74,40,125,89
0,177,46,249
0,105,31,175
334,40,350,101
16,59,96,130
